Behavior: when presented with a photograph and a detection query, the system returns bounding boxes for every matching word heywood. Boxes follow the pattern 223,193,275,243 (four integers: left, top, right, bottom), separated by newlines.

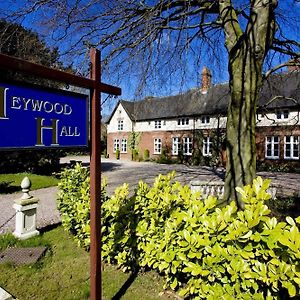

0,82,88,148
10,96,73,115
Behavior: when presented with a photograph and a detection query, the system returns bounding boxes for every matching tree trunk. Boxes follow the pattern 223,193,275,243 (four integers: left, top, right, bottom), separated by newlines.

223,48,262,208
220,0,277,207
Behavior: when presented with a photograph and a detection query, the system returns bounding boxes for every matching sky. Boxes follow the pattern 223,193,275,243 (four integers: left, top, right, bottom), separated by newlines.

0,0,300,115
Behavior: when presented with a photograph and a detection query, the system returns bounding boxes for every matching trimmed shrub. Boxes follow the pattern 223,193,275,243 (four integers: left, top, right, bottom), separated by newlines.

116,149,120,160
102,175,300,299
132,149,139,161
144,149,150,161
0,149,62,174
57,163,107,249
58,168,300,299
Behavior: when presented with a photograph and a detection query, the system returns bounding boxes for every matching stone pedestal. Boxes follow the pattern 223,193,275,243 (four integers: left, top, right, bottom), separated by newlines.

13,177,39,240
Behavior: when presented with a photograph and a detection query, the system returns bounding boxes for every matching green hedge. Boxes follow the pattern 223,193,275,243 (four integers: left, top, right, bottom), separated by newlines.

57,166,300,299
57,163,108,249
0,149,62,174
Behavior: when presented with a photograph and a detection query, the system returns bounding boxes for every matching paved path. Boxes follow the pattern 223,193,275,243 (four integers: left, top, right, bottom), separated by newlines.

0,187,60,234
1,156,300,234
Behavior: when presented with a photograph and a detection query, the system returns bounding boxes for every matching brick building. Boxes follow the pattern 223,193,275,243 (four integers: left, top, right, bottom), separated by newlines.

106,68,300,168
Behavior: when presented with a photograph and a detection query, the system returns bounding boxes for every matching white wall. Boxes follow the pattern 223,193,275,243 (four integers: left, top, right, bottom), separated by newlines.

108,104,300,134
133,116,227,132
107,103,133,133
256,111,300,127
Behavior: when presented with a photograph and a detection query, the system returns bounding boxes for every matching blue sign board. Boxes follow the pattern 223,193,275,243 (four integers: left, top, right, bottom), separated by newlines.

0,81,88,149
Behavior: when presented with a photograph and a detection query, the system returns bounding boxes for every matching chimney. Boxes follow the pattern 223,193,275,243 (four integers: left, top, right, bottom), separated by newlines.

201,67,212,94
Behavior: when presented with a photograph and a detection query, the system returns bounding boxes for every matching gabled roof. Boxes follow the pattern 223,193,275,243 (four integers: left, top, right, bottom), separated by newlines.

258,71,300,109
107,70,300,123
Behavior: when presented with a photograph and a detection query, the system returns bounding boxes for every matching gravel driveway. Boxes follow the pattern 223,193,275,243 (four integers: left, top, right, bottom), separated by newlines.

1,156,299,234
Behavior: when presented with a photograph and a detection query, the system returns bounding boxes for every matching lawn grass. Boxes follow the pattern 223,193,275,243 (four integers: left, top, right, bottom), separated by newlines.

0,226,168,300
0,173,59,194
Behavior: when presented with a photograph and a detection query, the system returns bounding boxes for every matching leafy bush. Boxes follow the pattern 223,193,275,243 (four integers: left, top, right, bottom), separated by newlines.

102,175,300,299
116,149,120,160
132,149,139,161
0,149,62,175
269,196,300,221
256,161,293,173
156,148,175,164
144,149,150,161
58,167,300,299
57,163,107,249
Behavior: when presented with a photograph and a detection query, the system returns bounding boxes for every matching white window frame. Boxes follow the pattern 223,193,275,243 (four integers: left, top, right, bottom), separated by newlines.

154,120,161,129
203,136,212,156
178,117,189,126
183,137,192,156
265,136,279,159
172,137,180,155
276,109,289,120
201,116,210,124
284,136,299,160
113,139,120,153
154,138,162,154
121,138,127,153
118,120,124,131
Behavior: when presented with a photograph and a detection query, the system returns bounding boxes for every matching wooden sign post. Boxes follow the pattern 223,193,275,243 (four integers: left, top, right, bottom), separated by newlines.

0,49,121,300
90,48,103,300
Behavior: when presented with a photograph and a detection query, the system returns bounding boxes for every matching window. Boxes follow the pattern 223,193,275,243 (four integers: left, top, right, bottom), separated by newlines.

113,139,120,152
154,138,162,154
276,109,289,120
183,137,192,156
201,116,210,124
265,136,279,159
203,136,212,156
121,139,127,153
172,137,180,155
284,136,299,159
118,120,124,131
154,120,161,129
178,118,189,125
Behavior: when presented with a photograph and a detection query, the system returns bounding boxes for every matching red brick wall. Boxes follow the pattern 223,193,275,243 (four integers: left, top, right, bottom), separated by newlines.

108,125,300,168
138,130,196,159
256,125,300,166
107,132,132,160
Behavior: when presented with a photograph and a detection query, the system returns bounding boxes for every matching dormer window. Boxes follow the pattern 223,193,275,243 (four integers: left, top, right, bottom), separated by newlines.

201,116,210,124
178,118,189,125
276,109,289,120
154,120,161,129
118,120,124,131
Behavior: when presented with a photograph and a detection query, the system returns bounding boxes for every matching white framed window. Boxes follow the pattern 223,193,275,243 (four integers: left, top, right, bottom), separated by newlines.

265,136,279,159
201,116,210,124
154,120,161,129
284,136,299,160
178,118,189,125
183,137,192,156
203,136,212,156
121,138,127,153
113,139,120,153
154,138,162,154
276,109,289,120
172,137,180,155
118,120,124,131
